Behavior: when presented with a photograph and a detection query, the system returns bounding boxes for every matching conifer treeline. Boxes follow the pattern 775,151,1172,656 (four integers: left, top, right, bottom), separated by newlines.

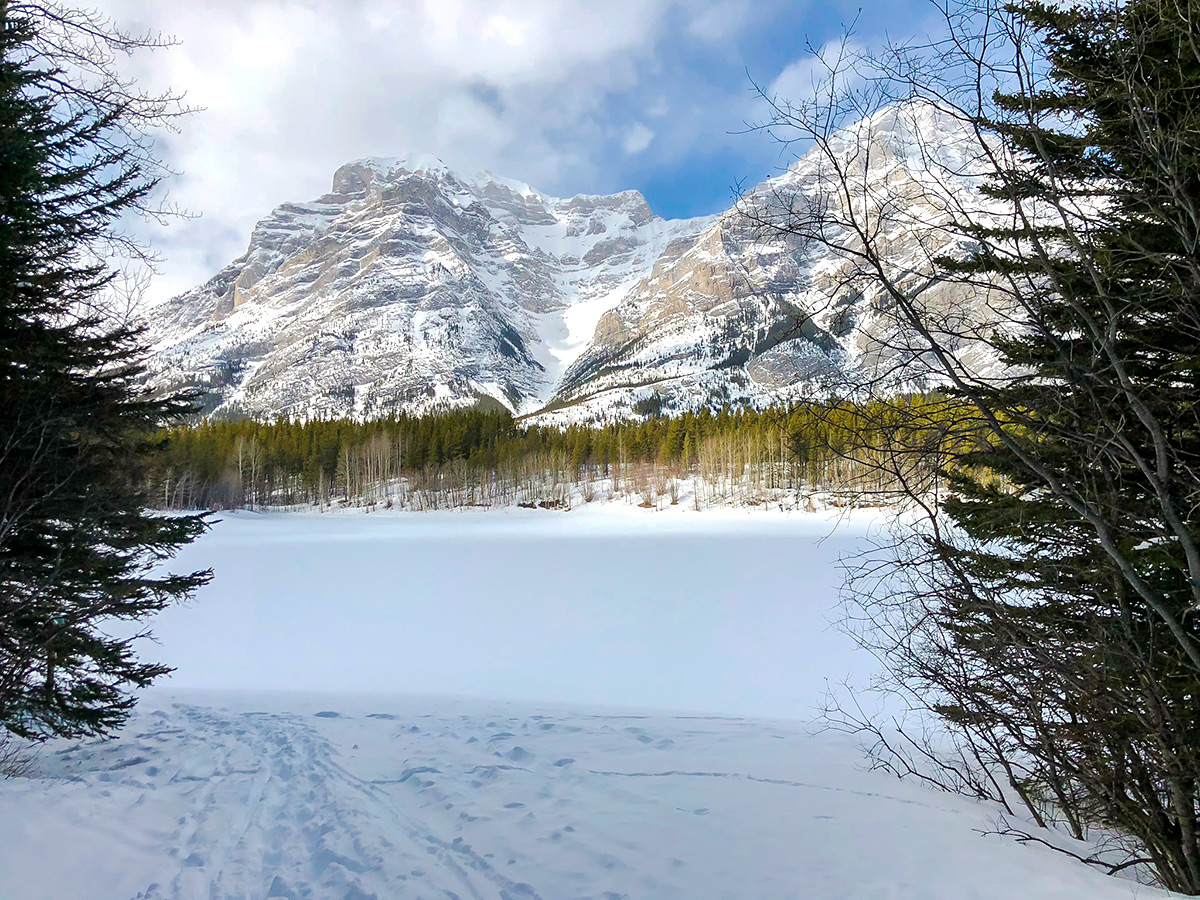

151,398,959,511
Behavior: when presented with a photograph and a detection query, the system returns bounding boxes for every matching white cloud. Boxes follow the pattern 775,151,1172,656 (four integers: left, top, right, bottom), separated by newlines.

83,0,785,305
645,96,671,119
685,0,752,42
768,39,866,107
481,15,529,47
622,123,656,155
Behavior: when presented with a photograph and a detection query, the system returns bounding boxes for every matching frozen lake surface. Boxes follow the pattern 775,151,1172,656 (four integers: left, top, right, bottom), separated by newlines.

149,505,885,719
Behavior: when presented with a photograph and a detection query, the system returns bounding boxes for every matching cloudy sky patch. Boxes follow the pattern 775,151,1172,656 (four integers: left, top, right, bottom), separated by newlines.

90,0,932,303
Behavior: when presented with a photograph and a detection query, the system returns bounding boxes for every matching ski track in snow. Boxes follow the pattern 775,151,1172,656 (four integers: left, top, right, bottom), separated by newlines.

1,693,1170,900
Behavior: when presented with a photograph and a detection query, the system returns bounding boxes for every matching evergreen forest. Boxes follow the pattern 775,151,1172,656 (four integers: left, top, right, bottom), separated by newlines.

150,398,959,512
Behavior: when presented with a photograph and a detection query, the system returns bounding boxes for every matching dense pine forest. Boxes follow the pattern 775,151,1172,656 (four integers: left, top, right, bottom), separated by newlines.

151,399,958,512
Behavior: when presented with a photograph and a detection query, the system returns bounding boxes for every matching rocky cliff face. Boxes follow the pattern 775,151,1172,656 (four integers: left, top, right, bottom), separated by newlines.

143,104,999,423
541,102,1004,423
144,154,711,420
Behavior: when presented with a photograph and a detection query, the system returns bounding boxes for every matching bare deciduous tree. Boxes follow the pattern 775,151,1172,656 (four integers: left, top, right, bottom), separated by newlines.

746,0,1200,891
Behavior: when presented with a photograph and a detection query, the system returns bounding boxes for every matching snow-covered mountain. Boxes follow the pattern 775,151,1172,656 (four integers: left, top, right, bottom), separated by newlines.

545,102,1003,423
143,104,997,423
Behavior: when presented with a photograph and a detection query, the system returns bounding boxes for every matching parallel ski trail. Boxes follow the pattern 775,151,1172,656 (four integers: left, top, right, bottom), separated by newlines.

122,704,496,899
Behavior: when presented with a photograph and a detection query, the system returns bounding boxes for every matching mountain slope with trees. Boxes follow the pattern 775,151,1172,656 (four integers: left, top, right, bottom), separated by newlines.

139,109,1007,425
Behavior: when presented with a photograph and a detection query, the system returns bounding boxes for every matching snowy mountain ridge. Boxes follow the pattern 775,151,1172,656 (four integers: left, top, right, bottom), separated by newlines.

143,103,997,423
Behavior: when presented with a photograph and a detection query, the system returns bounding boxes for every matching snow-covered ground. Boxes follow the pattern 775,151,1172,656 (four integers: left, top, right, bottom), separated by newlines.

0,507,1174,898
2,692,1168,900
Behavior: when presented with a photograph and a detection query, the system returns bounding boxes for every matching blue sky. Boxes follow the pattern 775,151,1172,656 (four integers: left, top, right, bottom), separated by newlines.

93,0,941,303
600,0,939,219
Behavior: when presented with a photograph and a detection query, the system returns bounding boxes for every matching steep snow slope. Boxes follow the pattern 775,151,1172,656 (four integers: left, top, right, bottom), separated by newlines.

546,102,1003,423
143,103,1002,423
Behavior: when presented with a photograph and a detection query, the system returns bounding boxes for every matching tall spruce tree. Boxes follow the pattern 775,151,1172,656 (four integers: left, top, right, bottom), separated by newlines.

925,0,1200,887
946,0,1200,661
0,3,209,740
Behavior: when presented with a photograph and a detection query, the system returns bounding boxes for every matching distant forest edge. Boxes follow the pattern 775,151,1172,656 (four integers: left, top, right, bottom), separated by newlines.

149,398,965,512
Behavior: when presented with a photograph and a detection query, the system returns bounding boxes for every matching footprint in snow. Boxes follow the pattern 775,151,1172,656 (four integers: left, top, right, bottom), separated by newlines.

108,756,149,770
265,876,297,898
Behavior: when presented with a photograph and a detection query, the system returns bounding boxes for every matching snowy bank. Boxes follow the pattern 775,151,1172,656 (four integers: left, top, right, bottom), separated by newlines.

0,692,1169,899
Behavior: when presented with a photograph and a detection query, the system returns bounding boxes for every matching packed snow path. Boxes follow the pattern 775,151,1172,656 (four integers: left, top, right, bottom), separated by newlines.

0,693,1169,900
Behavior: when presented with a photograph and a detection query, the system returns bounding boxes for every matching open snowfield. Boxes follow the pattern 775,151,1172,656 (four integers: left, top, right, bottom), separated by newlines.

140,504,884,718
0,506,1174,899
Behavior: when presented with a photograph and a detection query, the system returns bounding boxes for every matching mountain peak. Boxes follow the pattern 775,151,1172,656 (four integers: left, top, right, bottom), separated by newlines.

330,154,550,205
142,104,994,425
331,154,452,194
